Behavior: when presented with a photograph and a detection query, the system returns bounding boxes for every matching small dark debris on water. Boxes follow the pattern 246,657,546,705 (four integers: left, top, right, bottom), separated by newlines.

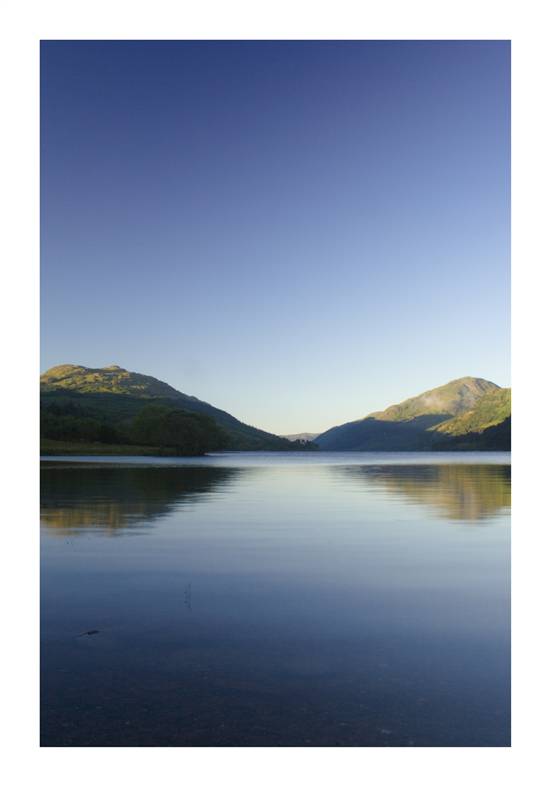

76,630,100,638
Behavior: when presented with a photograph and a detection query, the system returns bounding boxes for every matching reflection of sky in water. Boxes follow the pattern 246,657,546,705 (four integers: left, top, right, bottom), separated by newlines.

41,456,510,747
41,458,511,534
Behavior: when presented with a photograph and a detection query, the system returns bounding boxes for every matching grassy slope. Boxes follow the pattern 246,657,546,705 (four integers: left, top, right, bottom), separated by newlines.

40,364,190,399
371,377,499,421
432,388,511,436
40,364,295,451
315,378,510,451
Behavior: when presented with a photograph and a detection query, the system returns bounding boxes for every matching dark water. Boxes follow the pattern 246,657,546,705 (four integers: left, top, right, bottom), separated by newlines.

40,452,510,747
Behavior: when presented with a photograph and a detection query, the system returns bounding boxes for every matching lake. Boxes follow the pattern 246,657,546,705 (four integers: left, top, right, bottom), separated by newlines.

40,452,511,746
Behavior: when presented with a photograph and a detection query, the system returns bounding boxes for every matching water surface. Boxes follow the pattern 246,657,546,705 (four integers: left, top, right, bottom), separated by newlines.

41,452,510,746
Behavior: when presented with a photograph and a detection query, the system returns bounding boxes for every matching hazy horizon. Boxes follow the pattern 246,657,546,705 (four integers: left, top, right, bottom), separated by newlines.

41,41,510,434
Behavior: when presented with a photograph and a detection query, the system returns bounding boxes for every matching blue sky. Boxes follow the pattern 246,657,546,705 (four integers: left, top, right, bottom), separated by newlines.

41,41,510,434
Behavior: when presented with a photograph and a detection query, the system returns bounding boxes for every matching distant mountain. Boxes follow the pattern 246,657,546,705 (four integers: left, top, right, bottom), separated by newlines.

40,364,299,452
315,377,510,451
281,432,320,442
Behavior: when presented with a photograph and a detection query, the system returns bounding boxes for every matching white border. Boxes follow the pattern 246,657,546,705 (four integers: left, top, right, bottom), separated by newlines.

1,1,546,784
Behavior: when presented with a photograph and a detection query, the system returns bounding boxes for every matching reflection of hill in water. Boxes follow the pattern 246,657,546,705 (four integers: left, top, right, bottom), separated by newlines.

335,464,511,521
40,463,241,534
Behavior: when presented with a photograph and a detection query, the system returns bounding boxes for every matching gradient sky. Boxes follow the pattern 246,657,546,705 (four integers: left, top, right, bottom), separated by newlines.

41,41,510,434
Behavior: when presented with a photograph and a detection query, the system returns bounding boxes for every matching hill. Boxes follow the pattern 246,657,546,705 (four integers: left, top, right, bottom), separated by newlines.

369,377,499,421
431,388,511,450
41,364,205,401
40,364,300,453
315,377,510,451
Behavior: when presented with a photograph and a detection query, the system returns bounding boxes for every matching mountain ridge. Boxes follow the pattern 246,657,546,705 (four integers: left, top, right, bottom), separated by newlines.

41,363,200,402
40,364,300,452
40,365,511,453
368,377,500,421
315,377,510,451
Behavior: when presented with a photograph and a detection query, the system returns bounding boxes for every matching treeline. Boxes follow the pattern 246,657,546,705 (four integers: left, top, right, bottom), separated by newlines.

41,400,229,455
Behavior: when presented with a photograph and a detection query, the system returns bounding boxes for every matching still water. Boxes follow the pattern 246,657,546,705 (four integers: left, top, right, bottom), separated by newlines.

41,452,510,746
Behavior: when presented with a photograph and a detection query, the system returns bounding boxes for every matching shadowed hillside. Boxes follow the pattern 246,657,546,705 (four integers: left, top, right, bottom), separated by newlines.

315,378,511,451
40,364,304,453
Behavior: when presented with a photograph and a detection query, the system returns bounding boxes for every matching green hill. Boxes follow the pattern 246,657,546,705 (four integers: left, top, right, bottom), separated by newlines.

315,377,510,451
40,364,300,454
370,377,499,421
41,364,196,400
431,388,511,450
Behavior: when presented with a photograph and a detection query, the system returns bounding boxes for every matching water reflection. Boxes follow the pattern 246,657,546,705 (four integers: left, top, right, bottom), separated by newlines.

41,461,511,535
40,463,241,534
41,457,510,746
335,463,510,521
